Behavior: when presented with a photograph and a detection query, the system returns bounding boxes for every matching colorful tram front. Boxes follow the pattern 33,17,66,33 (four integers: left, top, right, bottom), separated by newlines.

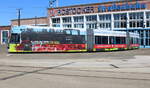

8,26,139,53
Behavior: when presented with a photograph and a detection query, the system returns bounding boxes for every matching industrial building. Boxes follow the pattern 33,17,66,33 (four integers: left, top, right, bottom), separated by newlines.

48,0,150,48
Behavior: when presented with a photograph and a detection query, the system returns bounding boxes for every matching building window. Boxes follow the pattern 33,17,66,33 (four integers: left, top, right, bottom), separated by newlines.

129,12,143,20
114,13,127,21
146,12,150,27
99,14,111,29
86,15,97,22
86,23,97,29
52,18,60,23
99,23,111,28
74,16,84,22
129,21,144,28
121,22,127,28
106,23,110,28
114,14,119,20
62,17,72,23
99,14,111,21
114,21,127,28
114,22,119,28
145,30,150,38
129,12,144,28
114,13,127,28
147,21,150,27
63,24,72,28
52,24,60,27
146,12,150,19
74,24,84,28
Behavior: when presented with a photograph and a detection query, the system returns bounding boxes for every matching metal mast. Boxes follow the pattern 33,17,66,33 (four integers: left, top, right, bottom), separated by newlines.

49,0,58,8
17,8,22,26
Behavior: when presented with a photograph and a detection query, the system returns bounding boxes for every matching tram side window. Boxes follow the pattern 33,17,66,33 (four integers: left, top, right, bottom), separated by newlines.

116,37,120,44
95,36,108,44
121,37,126,44
130,38,134,44
116,37,126,44
102,36,108,44
131,38,139,44
109,36,115,44
95,36,101,44
133,38,135,44
136,38,139,44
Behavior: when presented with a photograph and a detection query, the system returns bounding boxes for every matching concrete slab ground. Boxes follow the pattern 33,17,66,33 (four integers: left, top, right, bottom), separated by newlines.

0,45,150,72
0,45,150,88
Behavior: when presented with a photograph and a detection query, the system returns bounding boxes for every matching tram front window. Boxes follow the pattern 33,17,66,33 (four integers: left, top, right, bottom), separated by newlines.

9,33,20,44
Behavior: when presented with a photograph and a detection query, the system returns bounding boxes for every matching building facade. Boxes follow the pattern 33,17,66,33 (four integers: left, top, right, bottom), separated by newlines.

11,17,48,27
48,0,150,48
0,26,11,44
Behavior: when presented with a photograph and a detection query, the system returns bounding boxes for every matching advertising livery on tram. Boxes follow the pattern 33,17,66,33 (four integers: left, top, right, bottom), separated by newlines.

8,26,139,52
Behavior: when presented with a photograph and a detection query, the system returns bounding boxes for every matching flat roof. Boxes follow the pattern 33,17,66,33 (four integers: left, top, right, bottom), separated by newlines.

11,17,47,21
0,25,11,30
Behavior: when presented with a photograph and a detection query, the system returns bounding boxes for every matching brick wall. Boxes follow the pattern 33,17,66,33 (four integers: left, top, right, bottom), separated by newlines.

11,17,49,27
0,26,11,31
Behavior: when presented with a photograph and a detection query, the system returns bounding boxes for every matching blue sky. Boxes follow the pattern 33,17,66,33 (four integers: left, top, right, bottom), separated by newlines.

0,0,113,26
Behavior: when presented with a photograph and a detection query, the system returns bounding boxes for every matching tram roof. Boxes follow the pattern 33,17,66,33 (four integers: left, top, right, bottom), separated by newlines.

11,26,139,38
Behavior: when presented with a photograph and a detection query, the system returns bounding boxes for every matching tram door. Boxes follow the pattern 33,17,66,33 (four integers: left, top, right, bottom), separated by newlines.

126,31,130,49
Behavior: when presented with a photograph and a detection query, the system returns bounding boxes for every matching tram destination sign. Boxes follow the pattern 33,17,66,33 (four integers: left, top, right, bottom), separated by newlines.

49,2,146,16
